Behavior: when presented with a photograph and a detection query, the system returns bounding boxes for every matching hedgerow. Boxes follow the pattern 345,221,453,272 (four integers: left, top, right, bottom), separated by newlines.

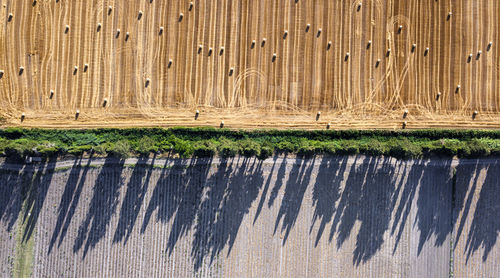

0,128,499,160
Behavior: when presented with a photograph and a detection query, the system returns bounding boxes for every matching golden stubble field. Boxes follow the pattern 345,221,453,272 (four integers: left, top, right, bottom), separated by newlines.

0,0,498,129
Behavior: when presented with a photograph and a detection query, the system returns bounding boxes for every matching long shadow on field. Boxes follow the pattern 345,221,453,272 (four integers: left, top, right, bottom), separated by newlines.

165,157,213,253
22,157,58,242
414,159,454,256
352,157,398,265
389,159,416,253
49,156,93,254
139,156,271,271
254,155,282,224
191,157,265,270
388,158,453,255
461,160,499,262
0,160,28,232
0,158,57,243
128,155,464,269
307,156,454,265
274,156,316,244
267,155,289,209
309,156,348,247
113,156,155,244
453,160,480,251
73,157,125,258
321,156,398,265
140,159,186,233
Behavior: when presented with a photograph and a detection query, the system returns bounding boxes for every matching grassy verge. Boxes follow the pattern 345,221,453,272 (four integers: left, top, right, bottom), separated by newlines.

0,127,499,160
13,199,35,278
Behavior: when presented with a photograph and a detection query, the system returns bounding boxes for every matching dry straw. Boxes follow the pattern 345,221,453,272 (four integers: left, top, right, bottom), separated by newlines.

0,0,498,129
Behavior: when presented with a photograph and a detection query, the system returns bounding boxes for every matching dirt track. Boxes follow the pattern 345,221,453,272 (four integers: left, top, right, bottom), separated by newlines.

0,156,498,277
0,0,498,129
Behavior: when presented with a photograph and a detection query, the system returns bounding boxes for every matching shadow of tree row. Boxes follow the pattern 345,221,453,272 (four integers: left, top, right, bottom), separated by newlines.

453,159,499,263
1,155,498,269
0,157,57,244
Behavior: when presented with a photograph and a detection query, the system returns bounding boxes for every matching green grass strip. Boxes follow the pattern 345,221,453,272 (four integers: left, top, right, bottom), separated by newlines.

13,196,36,278
0,127,499,160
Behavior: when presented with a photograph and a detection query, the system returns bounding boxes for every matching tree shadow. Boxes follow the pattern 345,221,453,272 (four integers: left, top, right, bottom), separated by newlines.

414,159,453,256
309,156,347,247
314,156,397,265
389,159,415,254
166,157,213,254
254,155,280,224
191,157,266,270
274,156,316,244
49,156,93,253
267,155,289,208
453,159,481,251
463,160,499,262
0,162,26,232
73,157,125,258
20,153,493,269
328,156,366,247
140,158,186,233
352,157,397,265
113,156,155,244
309,156,455,265
190,157,234,270
22,156,58,242
0,157,58,244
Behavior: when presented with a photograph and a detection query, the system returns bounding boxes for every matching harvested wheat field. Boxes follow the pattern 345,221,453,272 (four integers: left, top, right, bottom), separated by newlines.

0,156,498,277
0,0,498,129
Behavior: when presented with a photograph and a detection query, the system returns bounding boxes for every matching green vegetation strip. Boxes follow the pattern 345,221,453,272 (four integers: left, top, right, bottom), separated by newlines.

13,193,36,278
0,128,499,160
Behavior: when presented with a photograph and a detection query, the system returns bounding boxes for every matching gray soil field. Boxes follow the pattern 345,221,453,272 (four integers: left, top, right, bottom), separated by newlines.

0,156,498,277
